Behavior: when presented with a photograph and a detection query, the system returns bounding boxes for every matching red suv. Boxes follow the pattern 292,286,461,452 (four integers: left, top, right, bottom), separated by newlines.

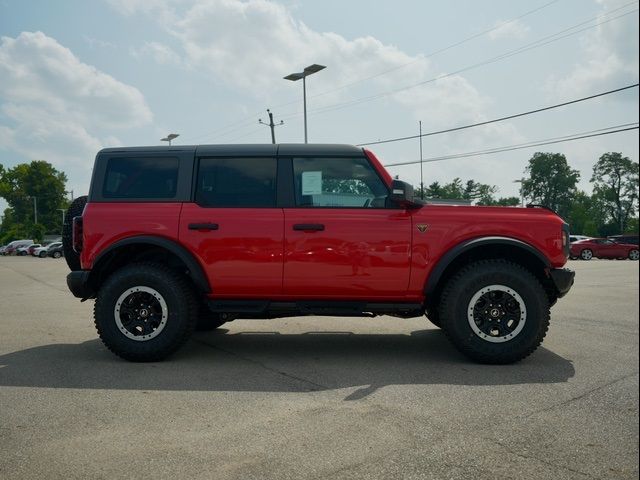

64,144,574,363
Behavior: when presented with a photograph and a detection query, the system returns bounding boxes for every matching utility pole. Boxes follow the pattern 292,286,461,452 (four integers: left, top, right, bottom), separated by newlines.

258,109,284,144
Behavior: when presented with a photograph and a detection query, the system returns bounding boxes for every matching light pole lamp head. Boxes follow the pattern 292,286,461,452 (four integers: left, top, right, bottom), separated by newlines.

161,133,179,143
284,64,326,81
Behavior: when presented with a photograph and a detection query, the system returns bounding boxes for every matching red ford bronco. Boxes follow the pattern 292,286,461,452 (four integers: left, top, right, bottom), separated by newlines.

64,144,574,363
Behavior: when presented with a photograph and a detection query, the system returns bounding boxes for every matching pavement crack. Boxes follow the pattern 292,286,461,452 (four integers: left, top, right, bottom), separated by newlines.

193,338,329,392
0,264,67,294
522,371,639,419
488,437,597,479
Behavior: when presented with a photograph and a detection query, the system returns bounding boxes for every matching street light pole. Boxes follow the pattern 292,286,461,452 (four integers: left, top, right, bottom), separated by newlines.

58,208,66,233
284,64,326,143
513,179,525,206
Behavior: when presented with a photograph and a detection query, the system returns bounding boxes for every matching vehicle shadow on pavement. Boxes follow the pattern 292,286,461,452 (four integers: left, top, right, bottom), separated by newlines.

0,329,574,399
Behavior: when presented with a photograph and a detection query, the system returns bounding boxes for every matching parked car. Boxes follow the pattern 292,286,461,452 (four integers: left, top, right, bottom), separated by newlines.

47,244,64,258
64,143,574,364
570,238,639,260
17,243,42,256
569,235,591,243
2,239,34,256
34,242,62,258
608,234,639,246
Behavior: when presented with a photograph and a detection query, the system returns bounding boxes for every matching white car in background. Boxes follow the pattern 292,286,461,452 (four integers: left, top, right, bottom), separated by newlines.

34,242,62,258
570,235,592,243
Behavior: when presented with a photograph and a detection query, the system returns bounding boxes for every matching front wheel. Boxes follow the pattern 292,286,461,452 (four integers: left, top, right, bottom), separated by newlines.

580,249,593,260
438,260,550,364
629,249,639,260
94,263,198,362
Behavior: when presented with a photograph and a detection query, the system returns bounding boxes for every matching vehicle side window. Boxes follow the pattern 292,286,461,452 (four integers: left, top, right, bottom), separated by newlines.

196,157,277,207
292,157,388,207
103,157,179,199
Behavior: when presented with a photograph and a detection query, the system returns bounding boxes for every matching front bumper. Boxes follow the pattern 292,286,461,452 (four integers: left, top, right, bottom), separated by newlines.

67,271,94,299
549,267,575,298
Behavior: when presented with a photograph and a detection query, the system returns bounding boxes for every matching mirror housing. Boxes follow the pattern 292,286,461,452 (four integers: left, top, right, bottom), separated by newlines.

390,180,421,209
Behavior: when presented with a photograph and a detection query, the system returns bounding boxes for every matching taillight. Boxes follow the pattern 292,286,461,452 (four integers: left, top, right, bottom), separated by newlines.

562,224,570,257
72,216,83,253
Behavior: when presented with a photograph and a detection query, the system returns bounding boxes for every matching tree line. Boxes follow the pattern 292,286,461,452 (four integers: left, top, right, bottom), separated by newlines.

0,161,68,244
417,151,639,236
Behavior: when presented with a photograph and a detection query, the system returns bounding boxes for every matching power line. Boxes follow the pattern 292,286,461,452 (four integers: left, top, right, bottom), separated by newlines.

268,0,562,110
279,3,638,121
178,0,564,143
356,83,639,146
384,124,639,167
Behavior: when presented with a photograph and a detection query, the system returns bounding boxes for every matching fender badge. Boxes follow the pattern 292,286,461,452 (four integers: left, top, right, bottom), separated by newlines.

417,224,429,233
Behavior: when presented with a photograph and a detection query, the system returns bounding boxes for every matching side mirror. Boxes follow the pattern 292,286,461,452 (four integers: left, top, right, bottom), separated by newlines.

390,180,421,209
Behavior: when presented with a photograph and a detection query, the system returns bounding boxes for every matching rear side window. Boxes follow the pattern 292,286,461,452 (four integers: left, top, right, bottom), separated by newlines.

103,157,179,199
196,157,277,207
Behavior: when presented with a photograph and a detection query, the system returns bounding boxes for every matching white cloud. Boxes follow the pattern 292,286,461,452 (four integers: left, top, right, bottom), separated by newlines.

110,0,522,152
488,19,530,41
130,41,182,65
547,0,639,98
0,31,152,191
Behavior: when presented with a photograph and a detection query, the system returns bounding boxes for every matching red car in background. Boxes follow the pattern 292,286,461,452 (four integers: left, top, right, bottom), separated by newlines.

570,238,639,260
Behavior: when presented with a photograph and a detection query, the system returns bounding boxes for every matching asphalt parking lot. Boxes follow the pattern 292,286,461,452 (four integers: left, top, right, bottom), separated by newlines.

0,257,638,479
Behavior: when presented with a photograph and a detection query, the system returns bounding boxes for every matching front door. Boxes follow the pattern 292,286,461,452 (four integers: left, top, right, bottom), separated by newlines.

282,155,412,299
179,156,284,298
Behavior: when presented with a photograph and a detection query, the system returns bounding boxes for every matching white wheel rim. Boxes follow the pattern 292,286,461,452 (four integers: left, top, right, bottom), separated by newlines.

630,250,639,260
114,286,168,341
467,284,527,343
582,250,592,259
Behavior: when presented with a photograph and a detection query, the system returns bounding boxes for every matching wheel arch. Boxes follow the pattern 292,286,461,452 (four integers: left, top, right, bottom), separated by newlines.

87,236,211,296
424,237,554,309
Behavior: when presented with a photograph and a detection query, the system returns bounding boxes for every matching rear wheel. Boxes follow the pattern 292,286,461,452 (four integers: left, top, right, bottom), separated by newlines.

629,249,639,260
94,263,198,362
438,260,550,364
580,249,593,260
39,251,46,258
62,195,88,271
52,251,62,258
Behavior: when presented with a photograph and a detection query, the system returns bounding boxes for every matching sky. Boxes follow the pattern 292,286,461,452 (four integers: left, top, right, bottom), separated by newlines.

0,0,638,212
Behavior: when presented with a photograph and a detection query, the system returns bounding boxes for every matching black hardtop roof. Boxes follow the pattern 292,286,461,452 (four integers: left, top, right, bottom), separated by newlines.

98,143,364,157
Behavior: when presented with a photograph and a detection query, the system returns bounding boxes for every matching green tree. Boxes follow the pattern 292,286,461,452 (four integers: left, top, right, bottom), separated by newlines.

419,178,499,205
590,152,639,234
0,160,68,243
481,196,521,207
521,152,580,219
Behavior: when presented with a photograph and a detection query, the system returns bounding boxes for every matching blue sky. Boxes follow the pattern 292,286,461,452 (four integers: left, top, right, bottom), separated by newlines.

0,0,638,210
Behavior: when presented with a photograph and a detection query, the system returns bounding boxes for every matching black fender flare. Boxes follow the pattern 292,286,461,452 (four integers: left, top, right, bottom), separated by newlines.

91,235,211,293
424,236,551,296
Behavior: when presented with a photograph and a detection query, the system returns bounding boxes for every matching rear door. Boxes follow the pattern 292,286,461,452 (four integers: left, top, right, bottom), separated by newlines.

179,155,284,298
281,155,412,299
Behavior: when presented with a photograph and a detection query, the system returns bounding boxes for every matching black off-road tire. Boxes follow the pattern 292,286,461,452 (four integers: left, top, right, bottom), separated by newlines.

438,259,550,364
62,195,88,271
425,307,441,328
94,263,198,362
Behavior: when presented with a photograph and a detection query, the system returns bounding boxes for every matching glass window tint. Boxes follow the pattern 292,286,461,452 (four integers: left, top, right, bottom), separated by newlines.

196,157,277,207
292,157,388,207
103,157,179,199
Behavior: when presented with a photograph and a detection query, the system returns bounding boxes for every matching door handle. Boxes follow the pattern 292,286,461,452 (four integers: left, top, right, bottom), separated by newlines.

188,223,219,231
293,223,325,231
